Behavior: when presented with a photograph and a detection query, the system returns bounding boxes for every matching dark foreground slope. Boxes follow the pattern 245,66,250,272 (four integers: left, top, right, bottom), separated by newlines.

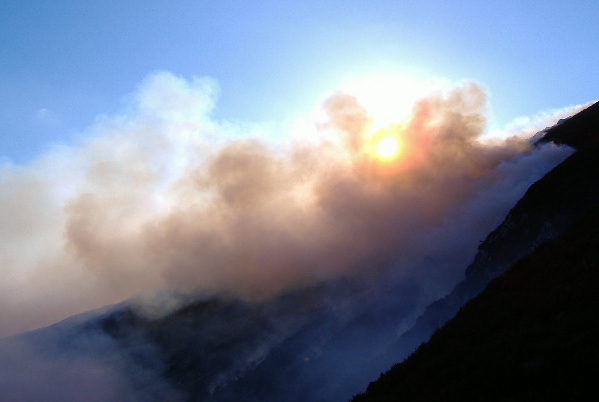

538,101,599,148
354,204,599,401
380,102,599,366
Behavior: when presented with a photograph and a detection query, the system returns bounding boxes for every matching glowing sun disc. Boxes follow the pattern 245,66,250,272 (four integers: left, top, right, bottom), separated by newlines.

376,136,400,159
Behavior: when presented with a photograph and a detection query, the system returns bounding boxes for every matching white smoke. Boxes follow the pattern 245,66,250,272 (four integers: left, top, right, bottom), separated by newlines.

0,71,577,337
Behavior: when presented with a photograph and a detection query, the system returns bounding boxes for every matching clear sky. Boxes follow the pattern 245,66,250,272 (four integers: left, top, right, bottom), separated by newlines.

1,0,598,163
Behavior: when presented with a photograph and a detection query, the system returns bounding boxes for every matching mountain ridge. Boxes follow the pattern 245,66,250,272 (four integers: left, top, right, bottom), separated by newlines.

375,101,599,368
353,199,599,401
352,101,599,400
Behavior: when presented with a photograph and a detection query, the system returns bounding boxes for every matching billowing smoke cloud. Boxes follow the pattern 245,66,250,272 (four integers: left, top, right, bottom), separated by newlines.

0,72,576,337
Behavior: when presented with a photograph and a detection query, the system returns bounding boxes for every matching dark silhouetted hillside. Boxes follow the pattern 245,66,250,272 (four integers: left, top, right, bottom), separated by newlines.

377,101,599,371
538,101,599,148
354,204,599,401
354,102,599,400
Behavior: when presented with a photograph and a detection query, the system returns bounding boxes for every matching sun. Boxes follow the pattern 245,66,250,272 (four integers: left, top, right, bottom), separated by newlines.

376,136,400,159
364,126,404,161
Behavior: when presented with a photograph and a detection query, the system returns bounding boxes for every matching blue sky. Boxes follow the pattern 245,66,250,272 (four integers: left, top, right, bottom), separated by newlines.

1,0,598,163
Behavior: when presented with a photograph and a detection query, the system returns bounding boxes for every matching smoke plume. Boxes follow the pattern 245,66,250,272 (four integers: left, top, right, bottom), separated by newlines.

0,72,576,337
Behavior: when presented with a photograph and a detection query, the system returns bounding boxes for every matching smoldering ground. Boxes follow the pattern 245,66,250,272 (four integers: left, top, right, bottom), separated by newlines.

0,72,578,339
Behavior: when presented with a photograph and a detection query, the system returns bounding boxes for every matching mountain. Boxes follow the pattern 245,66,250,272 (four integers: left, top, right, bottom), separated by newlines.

353,199,599,401
2,102,598,401
12,272,427,401
536,100,599,148
376,101,599,365
352,101,599,400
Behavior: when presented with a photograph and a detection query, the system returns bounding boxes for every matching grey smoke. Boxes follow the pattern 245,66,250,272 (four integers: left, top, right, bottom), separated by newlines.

0,71,587,401
0,72,579,340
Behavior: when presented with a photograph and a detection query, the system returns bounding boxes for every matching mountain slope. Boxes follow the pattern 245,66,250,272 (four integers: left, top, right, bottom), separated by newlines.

537,101,599,148
380,102,599,366
8,273,422,401
353,101,599,400
353,204,599,401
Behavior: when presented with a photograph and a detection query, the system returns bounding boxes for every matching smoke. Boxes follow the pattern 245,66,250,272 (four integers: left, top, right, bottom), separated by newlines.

0,321,181,401
0,72,575,337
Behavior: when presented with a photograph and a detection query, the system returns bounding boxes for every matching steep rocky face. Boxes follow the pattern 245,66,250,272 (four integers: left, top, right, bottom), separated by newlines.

465,143,599,285
354,205,599,401
537,101,599,148
378,102,599,367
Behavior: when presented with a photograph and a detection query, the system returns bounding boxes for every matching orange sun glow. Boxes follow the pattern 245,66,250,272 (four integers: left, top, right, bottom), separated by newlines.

375,136,400,159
